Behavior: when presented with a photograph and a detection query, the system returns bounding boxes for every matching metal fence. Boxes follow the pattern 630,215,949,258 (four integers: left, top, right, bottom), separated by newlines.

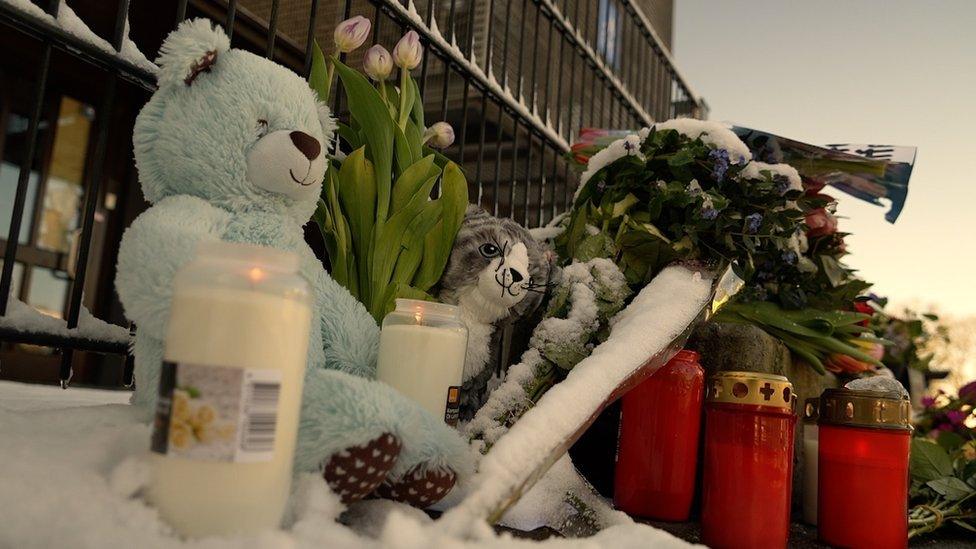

0,0,704,388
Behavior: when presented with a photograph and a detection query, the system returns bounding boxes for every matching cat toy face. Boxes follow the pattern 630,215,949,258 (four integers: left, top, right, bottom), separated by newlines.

439,207,549,318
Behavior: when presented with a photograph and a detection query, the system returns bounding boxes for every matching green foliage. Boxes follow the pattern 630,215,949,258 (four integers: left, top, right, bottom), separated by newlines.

909,437,976,539
556,127,806,291
308,45,468,322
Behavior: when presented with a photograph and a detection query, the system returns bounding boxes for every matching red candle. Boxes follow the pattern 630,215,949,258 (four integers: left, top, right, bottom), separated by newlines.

818,388,912,549
613,350,704,521
701,372,796,549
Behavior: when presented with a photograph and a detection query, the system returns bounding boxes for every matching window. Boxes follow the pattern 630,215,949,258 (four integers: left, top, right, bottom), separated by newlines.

0,95,94,319
597,0,621,69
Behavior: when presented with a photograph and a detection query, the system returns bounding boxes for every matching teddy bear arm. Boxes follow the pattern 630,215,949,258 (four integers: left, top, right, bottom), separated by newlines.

115,195,230,340
309,266,380,379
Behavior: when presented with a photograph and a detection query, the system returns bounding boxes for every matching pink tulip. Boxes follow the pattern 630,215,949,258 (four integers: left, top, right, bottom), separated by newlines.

393,31,423,70
334,16,371,53
363,44,393,81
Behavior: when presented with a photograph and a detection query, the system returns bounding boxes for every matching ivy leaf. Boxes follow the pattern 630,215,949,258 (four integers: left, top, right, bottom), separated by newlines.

911,439,954,483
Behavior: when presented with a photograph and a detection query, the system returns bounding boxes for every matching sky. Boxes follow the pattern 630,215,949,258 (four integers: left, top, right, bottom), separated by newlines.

673,0,976,317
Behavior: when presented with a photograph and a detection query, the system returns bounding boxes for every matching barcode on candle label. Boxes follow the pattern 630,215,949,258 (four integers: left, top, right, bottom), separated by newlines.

151,361,281,463
237,370,282,462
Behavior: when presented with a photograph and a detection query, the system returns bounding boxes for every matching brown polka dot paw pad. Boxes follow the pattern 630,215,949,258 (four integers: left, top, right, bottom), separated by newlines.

322,432,401,504
375,464,457,508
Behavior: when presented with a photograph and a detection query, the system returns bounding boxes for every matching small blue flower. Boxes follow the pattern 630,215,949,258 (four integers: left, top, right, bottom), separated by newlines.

744,212,763,234
781,251,798,265
709,148,730,182
702,207,719,220
738,155,749,165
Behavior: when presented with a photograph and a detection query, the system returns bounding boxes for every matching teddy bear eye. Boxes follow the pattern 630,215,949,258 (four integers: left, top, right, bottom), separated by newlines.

479,243,500,258
256,119,269,137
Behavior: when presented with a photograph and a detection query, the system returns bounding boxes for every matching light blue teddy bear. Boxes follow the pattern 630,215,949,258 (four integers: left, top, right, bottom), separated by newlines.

115,19,470,506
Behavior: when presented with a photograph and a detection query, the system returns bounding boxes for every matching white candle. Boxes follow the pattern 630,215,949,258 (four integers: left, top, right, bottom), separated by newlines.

802,424,819,525
376,299,468,425
148,242,311,538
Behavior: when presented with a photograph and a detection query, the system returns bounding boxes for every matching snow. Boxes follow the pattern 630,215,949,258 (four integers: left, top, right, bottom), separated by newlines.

0,294,131,344
576,133,645,198
653,119,752,163
3,0,157,74
739,160,803,192
845,375,909,398
441,264,714,534
0,380,692,547
390,0,569,152
500,455,631,535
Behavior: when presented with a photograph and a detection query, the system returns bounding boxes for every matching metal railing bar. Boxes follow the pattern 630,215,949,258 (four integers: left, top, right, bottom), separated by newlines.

533,0,650,126
616,0,699,106
0,327,129,355
0,45,50,317
0,5,155,91
302,0,319,77
265,0,280,58
225,0,237,40
372,0,571,152
60,74,118,386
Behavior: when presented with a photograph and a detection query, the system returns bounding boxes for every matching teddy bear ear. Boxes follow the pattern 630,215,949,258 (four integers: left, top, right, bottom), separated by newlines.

155,18,230,88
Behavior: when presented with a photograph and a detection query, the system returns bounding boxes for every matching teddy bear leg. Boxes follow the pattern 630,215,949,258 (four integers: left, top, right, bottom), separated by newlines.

374,395,475,508
322,431,401,503
130,334,166,420
294,368,411,504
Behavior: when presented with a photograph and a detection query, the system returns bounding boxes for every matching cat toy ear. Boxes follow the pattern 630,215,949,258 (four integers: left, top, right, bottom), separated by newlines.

155,18,230,88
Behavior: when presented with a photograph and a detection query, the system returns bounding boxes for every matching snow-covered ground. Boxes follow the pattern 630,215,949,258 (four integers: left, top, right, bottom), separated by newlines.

0,380,693,548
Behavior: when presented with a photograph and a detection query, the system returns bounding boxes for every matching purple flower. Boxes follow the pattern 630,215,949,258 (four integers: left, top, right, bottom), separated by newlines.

702,207,719,220
745,212,763,234
921,396,936,408
709,148,730,182
781,251,798,265
946,410,968,426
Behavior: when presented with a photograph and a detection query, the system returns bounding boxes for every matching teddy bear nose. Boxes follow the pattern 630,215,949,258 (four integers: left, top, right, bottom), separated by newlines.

289,131,321,160
509,269,524,283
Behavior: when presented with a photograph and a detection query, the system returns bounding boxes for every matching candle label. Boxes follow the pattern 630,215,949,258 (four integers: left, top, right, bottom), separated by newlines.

151,361,282,463
444,386,461,426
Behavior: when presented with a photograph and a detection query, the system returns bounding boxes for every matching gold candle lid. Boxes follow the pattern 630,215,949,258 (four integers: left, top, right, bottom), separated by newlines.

706,371,796,413
818,388,913,432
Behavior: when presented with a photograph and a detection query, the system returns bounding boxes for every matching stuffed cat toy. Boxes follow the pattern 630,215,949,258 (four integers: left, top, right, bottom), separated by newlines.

438,206,557,419
115,19,470,507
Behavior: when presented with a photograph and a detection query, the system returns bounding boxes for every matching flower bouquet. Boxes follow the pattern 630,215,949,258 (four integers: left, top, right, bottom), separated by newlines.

558,121,885,375
308,18,468,322
909,384,976,538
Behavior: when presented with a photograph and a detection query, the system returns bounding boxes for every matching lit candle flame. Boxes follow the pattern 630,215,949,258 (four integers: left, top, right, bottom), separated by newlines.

414,307,423,325
248,267,266,283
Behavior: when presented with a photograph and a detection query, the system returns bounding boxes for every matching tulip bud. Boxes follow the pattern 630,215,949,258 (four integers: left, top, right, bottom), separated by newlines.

423,122,455,149
393,30,423,70
333,16,371,53
363,44,393,81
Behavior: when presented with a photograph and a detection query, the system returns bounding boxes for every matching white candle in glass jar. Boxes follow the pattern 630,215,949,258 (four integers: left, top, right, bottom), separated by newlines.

376,299,468,425
148,242,311,538
802,398,820,526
